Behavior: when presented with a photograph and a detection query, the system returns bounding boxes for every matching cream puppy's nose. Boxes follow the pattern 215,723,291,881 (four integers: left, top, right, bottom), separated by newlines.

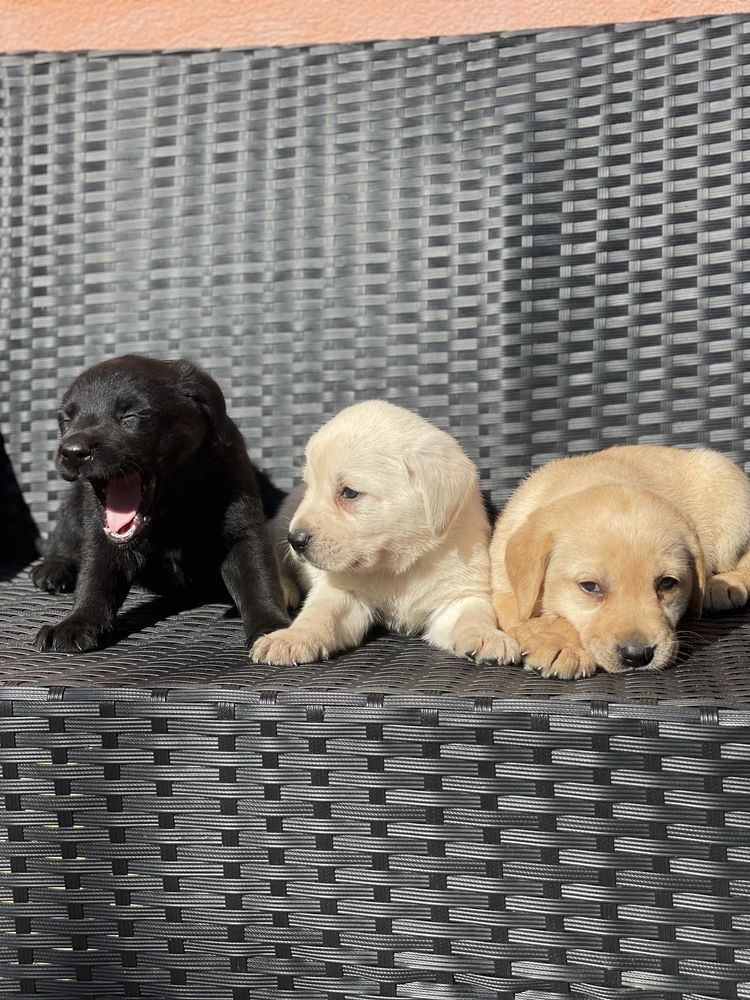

288,529,311,554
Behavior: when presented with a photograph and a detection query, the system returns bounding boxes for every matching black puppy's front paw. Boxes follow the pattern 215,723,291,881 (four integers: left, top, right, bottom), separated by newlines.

34,618,104,653
31,557,78,595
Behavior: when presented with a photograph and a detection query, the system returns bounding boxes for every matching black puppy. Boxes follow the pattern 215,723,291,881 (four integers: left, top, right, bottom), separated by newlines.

32,355,290,652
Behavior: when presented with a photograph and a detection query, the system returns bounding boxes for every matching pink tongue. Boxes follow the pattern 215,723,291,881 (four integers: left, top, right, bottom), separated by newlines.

105,472,142,534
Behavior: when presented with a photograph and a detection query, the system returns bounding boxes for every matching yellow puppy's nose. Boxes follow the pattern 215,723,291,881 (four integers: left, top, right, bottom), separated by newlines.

617,642,655,669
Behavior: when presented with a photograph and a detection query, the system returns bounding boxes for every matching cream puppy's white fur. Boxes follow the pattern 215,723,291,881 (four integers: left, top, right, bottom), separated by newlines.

251,400,519,666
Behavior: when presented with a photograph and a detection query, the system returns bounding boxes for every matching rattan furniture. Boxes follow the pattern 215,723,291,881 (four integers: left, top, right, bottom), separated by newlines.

1,14,749,998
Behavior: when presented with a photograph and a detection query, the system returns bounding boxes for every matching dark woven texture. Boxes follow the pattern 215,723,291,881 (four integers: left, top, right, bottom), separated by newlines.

2,572,750,706
1,682,748,1000
4,17,750,539
2,13,750,999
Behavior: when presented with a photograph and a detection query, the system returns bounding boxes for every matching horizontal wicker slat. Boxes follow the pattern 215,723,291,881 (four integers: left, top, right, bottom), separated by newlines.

1,670,749,998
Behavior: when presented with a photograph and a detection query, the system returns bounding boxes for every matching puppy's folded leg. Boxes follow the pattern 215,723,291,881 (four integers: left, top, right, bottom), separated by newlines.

492,590,596,679
279,572,302,613
426,595,520,664
221,497,291,646
33,541,133,653
250,583,372,666
514,614,596,680
704,550,750,612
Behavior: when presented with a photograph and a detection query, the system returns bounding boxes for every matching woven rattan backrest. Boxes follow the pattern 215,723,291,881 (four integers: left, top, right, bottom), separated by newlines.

2,17,749,539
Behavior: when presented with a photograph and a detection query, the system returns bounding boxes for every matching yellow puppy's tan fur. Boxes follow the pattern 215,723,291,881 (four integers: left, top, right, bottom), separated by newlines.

252,400,520,667
490,445,750,679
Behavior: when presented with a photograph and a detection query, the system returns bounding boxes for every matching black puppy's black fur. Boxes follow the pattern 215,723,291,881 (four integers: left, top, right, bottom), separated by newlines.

32,355,289,652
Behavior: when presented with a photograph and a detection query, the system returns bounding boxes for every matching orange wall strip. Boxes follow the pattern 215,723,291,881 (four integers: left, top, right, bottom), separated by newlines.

2,0,749,52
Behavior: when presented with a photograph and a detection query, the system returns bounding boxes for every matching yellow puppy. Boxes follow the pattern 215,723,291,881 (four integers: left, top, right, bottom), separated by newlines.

252,400,520,666
490,445,750,679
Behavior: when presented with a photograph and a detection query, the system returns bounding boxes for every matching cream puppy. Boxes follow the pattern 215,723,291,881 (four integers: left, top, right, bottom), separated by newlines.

251,400,519,666
490,445,750,679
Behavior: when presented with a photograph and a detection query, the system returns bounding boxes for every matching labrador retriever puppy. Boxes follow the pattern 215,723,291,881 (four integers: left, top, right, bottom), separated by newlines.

32,355,289,652
251,400,520,666
490,444,750,679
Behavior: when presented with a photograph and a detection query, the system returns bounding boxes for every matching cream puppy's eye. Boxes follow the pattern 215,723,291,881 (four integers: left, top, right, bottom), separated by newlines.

340,487,360,500
579,580,603,596
657,576,679,593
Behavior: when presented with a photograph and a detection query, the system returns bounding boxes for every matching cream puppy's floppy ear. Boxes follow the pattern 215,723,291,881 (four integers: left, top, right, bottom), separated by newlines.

403,443,478,536
505,512,554,620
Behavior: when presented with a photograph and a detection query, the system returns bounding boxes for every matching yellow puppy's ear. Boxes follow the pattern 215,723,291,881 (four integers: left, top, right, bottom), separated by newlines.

505,514,554,620
688,535,706,618
404,447,478,536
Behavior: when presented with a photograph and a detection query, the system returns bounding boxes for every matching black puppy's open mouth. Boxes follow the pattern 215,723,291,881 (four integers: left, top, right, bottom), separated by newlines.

90,472,156,544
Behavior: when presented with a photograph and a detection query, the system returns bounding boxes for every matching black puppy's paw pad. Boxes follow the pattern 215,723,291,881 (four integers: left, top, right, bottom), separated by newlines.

31,558,78,595
33,621,102,654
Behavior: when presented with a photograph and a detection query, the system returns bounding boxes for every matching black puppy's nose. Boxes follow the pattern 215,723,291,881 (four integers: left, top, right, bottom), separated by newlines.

618,643,655,669
59,438,93,462
288,529,311,554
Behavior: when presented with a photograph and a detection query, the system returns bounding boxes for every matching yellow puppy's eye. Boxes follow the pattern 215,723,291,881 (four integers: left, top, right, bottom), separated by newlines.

657,576,679,593
340,487,360,500
579,580,603,596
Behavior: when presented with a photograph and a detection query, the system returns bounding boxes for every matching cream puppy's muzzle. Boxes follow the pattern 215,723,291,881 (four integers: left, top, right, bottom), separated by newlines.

286,455,434,576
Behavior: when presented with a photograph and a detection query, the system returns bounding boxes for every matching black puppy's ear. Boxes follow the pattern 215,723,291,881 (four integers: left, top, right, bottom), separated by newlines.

172,360,228,444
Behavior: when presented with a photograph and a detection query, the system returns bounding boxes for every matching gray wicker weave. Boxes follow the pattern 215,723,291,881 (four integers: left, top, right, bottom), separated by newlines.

1,14,749,999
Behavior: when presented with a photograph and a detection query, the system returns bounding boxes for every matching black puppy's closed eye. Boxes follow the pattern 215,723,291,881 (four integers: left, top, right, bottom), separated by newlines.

119,413,143,427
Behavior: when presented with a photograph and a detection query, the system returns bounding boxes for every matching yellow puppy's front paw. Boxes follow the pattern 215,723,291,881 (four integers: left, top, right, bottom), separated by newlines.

250,628,330,666
514,617,597,680
451,628,521,665
704,573,749,612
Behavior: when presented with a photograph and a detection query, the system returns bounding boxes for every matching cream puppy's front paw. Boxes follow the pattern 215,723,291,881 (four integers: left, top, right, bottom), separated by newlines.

251,627,331,666
449,627,521,665
514,616,597,680
704,572,749,612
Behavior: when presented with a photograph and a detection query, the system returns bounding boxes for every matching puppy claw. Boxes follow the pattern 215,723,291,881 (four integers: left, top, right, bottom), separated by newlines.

523,655,597,681
251,628,331,667
33,619,104,654
450,629,521,665
514,616,596,680
521,643,597,679
31,557,78,595
704,573,749,612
